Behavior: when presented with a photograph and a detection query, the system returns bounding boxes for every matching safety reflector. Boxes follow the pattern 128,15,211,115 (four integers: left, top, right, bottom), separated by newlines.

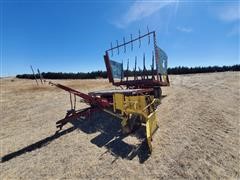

110,60,124,79
156,46,168,74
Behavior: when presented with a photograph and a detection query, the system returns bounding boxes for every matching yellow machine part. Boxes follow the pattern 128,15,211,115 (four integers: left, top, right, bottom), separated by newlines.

113,93,159,152
146,111,158,152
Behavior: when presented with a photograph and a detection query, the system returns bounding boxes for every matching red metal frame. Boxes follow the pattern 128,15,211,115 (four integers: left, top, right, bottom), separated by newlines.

50,81,158,130
104,30,170,89
49,82,114,130
49,82,110,108
104,52,114,83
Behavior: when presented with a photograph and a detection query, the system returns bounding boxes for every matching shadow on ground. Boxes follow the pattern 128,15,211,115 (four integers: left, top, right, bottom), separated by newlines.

1,126,77,163
72,110,151,163
1,110,151,164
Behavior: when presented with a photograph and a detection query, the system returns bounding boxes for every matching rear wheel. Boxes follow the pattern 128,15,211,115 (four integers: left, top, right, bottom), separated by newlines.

153,86,162,98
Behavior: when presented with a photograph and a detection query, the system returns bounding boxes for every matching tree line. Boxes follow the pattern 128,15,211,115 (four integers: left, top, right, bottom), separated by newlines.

167,64,240,74
16,64,240,79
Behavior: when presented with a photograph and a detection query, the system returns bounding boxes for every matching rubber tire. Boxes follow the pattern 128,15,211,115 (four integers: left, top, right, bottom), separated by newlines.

153,86,162,98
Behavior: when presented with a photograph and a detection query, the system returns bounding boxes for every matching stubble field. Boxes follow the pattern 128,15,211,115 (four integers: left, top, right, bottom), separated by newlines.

0,72,239,179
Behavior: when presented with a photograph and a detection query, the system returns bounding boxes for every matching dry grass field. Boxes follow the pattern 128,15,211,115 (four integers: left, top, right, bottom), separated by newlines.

0,72,239,179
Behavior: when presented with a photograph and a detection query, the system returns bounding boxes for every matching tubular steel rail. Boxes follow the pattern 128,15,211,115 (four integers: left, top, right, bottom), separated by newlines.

106,31,155,53
104,30,170,89
49,82,110,108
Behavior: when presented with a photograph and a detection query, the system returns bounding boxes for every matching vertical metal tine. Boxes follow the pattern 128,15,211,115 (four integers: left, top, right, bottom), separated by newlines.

135,56,137,71
74,95,76,110
138,66,142,81
111,42,113,56
147,26,150,45
69,93,73,110
126,59,129,81
152,51,155,69
30,65,39,86
37,68,43,84
152,51,155,80
138,67,142,79
143,53,146,79
123,37,126,53
130,34,133,51
143,53,146,70
116,40,119,55
134,56,137,80
138,29,141,48
121,60,123,81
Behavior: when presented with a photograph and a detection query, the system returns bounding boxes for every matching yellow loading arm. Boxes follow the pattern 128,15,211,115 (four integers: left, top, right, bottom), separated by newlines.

113,93,159,152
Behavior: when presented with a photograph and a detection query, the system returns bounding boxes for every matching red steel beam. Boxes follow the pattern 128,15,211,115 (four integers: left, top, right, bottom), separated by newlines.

104,52,114,83
49,82,110,108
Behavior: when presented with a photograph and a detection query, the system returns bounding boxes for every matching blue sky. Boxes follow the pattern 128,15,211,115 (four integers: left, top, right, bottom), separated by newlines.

0,0,239,76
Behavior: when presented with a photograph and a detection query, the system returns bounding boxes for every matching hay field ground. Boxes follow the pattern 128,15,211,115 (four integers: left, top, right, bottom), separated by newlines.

0,72,239,179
